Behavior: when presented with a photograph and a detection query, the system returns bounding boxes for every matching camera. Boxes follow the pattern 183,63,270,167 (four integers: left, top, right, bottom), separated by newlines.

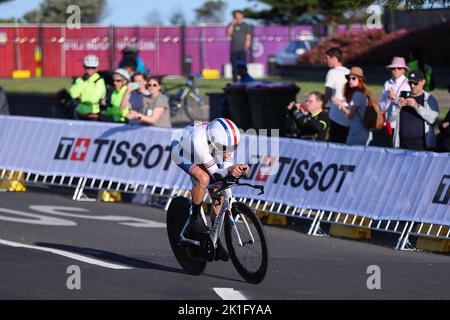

400,91,411,99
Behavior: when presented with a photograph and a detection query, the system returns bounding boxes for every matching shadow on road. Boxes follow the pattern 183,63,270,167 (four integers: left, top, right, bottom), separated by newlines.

35,242,248,284
35,242,184,274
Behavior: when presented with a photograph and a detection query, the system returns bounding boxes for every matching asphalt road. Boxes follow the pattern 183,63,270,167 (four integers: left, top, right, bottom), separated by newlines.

0,190,449,300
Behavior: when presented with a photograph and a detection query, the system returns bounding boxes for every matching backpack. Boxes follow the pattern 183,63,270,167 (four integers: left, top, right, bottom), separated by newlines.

363,95,384,130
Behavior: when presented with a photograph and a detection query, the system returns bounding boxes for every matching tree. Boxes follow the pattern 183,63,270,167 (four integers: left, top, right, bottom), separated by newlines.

243,0,450,25
169,9,186,25
23,0,106,24
194,0,227,24
146,9,164,25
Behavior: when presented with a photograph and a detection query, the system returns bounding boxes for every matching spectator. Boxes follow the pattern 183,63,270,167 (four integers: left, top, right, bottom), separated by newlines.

122,58,137,80
389,70,439,151
0,86,10,115
436,85,450,152
323,47,350,144
102,69,131,123
408,46,435,92
236,61,255,83
227,10,252,82
119,45,147,74
69,54,106,120
128,72,150,112
334,67,371,146
378,57,411,146
286,91,329,141
126,76,172,128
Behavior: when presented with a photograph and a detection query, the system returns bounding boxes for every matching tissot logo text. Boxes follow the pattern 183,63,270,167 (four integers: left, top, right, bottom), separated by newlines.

54,138,75,160
432,175,450,205
53,137,172,171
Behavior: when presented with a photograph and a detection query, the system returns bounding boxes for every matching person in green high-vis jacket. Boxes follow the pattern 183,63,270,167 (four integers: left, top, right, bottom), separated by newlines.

103,68,131,122
70,55,106,120
407,46,435,92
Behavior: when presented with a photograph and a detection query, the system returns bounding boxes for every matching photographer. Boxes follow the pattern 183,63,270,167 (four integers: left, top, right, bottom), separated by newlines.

437,85,450,152
389,70,439,151
286,92,329,141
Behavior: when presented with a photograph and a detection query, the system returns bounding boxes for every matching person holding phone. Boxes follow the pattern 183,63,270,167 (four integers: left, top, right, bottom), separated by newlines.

388,70,439,151
286,91,329,141
126,76,172,128
376,57,411,146
227,10,252,82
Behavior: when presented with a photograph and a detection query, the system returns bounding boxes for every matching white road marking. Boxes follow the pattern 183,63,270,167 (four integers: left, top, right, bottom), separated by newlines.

29,205,166,228
213,288,248,300
0,208,76,226
0,239,132,270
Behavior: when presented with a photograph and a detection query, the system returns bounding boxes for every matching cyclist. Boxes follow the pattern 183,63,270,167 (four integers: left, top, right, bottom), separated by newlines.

70,54,106,120
171,118,249,261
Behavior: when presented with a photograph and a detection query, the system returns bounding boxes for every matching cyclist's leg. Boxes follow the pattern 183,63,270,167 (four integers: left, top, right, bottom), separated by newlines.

190,166,210,217
207,187,223,225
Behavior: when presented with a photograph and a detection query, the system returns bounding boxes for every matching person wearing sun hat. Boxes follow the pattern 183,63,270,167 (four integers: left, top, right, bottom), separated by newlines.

333,66,372,146
388,70,439,151
376,57,412,146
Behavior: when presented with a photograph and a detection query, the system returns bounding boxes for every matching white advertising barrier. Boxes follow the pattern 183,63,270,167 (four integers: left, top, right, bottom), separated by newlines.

0,116,449,226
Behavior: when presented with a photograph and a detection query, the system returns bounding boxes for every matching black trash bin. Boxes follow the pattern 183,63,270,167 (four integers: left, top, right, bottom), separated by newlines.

207,92,228,121
223,83,252,130
247,83,300,137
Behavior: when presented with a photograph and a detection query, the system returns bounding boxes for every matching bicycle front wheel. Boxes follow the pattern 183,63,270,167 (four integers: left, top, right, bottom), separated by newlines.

183,90,209,121
224,202,269,284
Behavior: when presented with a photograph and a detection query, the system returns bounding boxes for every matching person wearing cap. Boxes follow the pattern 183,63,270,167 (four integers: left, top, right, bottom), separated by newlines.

69,54,106,120
119,45,147,74
389,70,439,151
333,66,372,146
378,57,411,146
102,69,131,123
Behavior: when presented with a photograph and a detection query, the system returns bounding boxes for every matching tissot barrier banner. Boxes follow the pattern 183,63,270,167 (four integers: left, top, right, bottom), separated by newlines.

0,116,449,225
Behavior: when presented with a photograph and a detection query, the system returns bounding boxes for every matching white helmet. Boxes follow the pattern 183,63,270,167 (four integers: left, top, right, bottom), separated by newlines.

113,68,130,83
83,54,99,68
206,118,241,153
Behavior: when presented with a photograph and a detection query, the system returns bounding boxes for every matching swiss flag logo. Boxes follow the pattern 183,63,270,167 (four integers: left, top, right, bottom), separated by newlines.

70,138,91,161
255,156,277,182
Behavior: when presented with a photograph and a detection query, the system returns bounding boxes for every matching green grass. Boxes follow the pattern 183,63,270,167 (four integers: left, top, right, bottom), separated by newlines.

0,77,73,94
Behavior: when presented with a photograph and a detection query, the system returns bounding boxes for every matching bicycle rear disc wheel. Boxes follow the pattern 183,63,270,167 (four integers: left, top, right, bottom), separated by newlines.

166,197,207,275
183,91,208,121
225,202,269,284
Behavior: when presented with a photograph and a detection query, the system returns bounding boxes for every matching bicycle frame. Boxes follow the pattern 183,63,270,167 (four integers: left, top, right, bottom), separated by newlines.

179,182,255,250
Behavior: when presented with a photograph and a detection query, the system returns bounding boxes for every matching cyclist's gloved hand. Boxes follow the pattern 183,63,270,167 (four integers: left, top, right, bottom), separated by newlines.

213,173,226,182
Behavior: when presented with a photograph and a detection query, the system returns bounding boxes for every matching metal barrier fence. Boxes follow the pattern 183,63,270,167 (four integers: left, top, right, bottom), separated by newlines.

2,167,448,253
